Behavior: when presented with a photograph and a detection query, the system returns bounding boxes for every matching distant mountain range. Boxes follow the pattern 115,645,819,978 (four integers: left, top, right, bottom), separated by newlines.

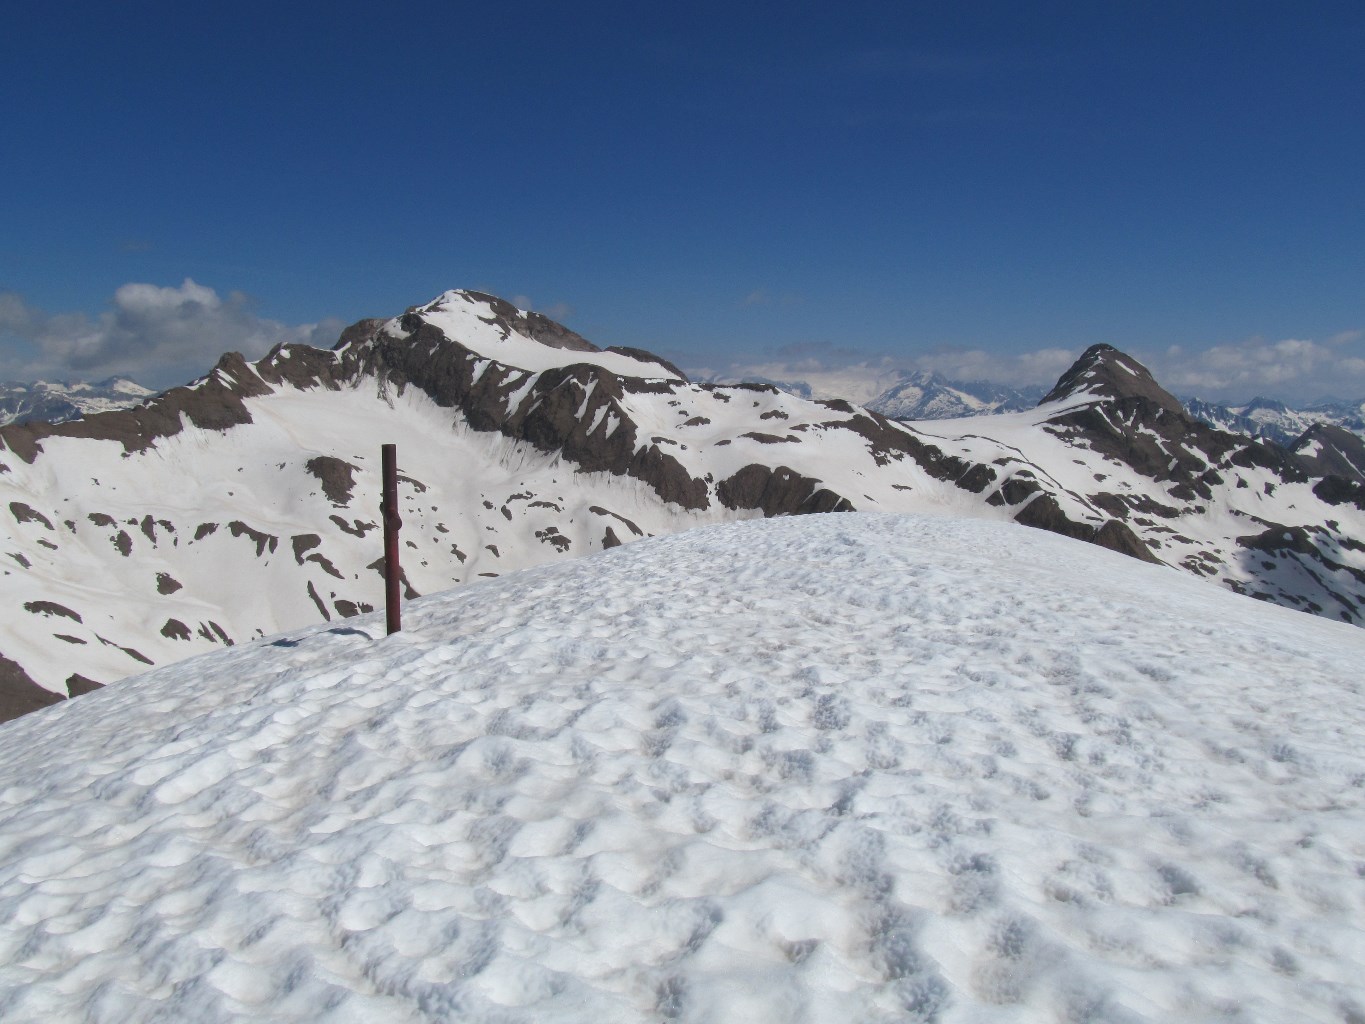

0,377,156,427
1183,395,1365,446
2,289,1363,724
729,368,1365,444
704,368,1046,419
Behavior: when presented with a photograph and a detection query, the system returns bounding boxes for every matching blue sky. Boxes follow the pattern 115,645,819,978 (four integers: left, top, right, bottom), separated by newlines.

2,1,1363,402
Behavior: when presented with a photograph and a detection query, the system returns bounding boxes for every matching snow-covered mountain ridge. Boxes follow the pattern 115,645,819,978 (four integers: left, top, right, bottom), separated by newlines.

1,290,1363,722
2,514,1363,1022
712,368,1043,420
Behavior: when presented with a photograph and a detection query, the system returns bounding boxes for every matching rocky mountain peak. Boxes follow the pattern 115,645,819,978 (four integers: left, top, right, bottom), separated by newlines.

1040,343,1184,415
413,290,600,354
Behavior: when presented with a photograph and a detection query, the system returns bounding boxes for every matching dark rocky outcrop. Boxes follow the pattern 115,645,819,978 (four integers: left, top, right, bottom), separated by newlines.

0,652,63,724
717,465,855,516
306,456,359,506
228,521,278,557
66,674,104,697
10,502,54,529
1313,475,1365,510
24,600,81,621
1013,495,1161,564
590,507,644,537
161,619,192,641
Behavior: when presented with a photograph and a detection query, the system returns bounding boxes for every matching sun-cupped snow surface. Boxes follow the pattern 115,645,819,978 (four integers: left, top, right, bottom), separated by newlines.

2,513,1364,1023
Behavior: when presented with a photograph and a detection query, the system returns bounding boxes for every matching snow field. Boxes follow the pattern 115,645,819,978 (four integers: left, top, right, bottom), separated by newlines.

0,380,734,694
1,513,1364,1022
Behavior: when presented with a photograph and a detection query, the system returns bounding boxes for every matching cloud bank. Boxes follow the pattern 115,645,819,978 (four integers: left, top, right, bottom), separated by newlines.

510,295,574,323
1144,332,1365,404
0,281,344,389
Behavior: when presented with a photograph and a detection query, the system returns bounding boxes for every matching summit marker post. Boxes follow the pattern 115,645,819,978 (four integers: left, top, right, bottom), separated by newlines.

381,443,402,635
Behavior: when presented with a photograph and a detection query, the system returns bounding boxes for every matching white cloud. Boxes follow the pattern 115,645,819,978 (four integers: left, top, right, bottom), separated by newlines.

1143,332,1365,403
0,280,344,388
510,295,574,322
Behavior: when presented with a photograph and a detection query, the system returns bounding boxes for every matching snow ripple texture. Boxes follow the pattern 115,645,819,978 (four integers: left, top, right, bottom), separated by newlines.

1,513,1363,1023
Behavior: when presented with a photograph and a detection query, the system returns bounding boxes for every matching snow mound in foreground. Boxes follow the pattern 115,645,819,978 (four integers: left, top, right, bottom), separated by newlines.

1,513,1363,1023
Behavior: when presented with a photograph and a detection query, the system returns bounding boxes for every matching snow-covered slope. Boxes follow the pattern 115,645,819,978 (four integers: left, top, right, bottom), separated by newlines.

0,377,155,427
2,294,1363,722
2,514,1363,1023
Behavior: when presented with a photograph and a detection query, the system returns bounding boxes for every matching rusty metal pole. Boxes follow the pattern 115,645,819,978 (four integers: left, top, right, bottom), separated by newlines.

381,443,402,634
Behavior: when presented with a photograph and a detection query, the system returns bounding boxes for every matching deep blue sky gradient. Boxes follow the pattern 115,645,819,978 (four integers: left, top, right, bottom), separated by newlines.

3,1,1363,397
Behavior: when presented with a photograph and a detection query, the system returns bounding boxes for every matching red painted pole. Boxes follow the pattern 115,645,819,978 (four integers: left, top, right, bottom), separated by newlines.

381,443,402,634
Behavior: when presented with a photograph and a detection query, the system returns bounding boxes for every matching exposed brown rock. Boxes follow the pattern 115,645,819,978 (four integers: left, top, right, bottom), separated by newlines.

24,600,81,621
590,506,644,536
306,581,330,621
1313,475,1365,510
1013,494,1163,565
330,515,375,537
161,619,192,641
717,465,855,516
228,521,278,557
306,456,359,506
66,674,104,697
0,652,64,724
9,502,53,529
